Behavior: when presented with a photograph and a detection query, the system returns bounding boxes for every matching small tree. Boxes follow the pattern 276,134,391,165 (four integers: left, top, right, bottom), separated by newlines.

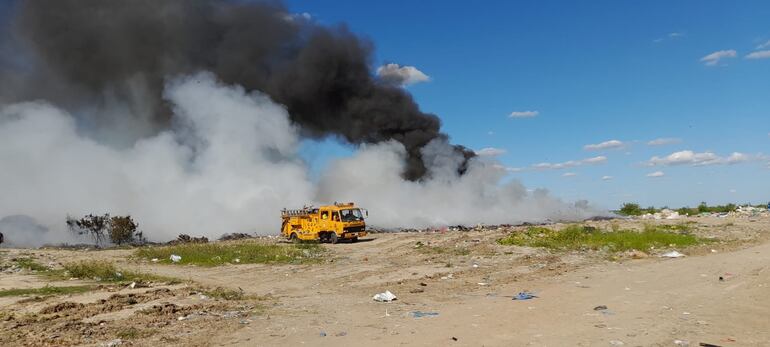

66,214,145,246
618,203,643,216
697,202,709,213
66,214,110,245
109,215,144,245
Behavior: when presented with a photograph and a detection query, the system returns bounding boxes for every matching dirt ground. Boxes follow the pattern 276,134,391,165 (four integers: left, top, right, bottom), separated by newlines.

1,215,769,346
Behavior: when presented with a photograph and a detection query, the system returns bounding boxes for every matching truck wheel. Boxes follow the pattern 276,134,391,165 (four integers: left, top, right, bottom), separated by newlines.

350,237,358,243
329,233,338,244
289,233,298,242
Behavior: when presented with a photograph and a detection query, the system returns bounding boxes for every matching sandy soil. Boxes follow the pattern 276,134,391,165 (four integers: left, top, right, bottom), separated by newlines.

1,215,768,346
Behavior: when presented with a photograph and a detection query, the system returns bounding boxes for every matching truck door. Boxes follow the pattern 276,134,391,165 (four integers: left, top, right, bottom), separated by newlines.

331,211,341,234
319,209,331,232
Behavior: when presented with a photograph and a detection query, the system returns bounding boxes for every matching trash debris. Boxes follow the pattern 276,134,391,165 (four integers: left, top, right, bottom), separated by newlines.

609,340,625,346
168,234,208,245
419,282,428,286
698,343,722,347
411,311,439,318
451,337,458,341
477,282,488,286
512,291,537,300
373,290,397,302
103,339,123,347
661,251,685,258
409,288,425,293
151,258,159,262
319,331,326,337
593,305,608,311
440,274,454,280
170,254,182,263
674,340,690,346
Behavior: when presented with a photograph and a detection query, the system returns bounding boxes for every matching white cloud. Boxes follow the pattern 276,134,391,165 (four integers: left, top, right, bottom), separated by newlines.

757,40,770,50
562,172,577,177
647,171,665,178
701,50,737,66
668,32,684,38
532,156,607,170
584,140,625,151
376,63,430,86
475,147,506,157
647,137,682,146
745,50,770,60
582,156,608,164
646,150,759,166
601,175,613,181
508,110,539,118
726,152,750,164
729,189,737,193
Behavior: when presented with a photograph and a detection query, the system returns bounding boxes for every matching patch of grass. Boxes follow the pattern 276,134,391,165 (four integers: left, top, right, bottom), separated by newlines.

498,224,702,252
134,241,325,266
14,258,51,272
646,223,691,232
115,327,158,340
415,242,471,256
201,286,262,301
63,260,177,283
0,285,94,298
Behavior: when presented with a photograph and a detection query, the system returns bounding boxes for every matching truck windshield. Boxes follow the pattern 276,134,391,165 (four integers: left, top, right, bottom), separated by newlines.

340,208,363,222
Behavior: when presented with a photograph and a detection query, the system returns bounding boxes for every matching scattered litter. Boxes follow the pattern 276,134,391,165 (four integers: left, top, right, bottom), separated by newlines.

234,258,240,263
593,305,608,311
103,339,123,347
451,337,458,341
411,311,439,318
698,343,721,347
682,312,691,315
319,331,326,337
441,274,454,280
661,251,685,258
472,264,479,268
129,282,136,289
609,340,624,346
151,258,159,262
674,340,690,346
419,282,428,287
710,249,717,253
512,291,537,300
373,290,397,302
336,332,347,337
477,282,488,286
170,254,182,263
177,315,187,321
409,288,425,293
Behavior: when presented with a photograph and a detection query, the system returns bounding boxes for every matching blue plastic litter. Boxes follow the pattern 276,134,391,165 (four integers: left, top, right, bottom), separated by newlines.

411,311,440,318
512,291,538,300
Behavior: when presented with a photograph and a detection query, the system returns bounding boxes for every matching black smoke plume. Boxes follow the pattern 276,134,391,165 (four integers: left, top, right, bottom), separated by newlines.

0,0,473,180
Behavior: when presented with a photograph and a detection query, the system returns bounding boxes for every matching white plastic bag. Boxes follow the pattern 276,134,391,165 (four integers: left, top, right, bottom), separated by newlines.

373,290,397,302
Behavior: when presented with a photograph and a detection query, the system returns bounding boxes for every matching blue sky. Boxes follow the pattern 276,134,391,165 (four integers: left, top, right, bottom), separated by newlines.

288,0,770,209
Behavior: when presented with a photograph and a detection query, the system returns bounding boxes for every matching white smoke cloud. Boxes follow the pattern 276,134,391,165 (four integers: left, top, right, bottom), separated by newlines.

0,72,601,245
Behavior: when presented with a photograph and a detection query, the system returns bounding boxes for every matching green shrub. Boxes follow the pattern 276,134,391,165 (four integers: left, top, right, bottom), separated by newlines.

498,224,701,252
135,241,325,266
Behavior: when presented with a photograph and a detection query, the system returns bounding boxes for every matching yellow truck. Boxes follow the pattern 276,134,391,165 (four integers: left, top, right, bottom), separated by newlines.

281,202,368,243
